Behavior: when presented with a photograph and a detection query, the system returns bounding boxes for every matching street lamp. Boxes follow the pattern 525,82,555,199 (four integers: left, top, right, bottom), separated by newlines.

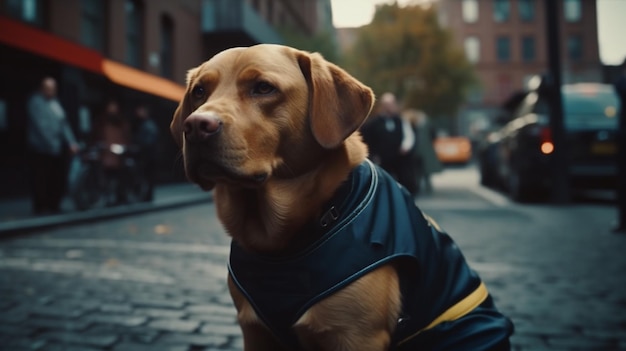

544,0,570,204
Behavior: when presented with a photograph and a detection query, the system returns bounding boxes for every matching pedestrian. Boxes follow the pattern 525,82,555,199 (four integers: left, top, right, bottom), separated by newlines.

407,109,442,194
613,58,626,233
26,76,79,215
361,92,416,192
132,104,159,202
94,99,131,205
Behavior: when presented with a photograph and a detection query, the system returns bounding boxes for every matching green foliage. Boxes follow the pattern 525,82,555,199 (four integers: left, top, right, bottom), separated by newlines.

279,27,340,64
344,3,476,121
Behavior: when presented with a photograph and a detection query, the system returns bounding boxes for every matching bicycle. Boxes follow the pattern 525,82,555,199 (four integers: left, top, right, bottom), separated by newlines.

70,143,150,211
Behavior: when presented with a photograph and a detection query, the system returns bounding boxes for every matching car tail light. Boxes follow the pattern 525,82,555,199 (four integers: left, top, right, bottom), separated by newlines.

540,127,554,155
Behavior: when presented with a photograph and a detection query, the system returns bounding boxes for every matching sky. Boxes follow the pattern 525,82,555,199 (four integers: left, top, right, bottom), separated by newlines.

330,0,626,65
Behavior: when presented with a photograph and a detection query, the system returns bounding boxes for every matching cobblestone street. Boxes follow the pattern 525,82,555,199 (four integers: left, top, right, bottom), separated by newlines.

0,204,241,351
1,167,626,350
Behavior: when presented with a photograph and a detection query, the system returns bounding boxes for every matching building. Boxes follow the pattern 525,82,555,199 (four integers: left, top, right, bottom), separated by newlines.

437,0,602,137
0,0,332,198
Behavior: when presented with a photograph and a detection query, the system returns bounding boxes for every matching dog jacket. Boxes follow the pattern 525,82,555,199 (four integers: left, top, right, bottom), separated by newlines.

228,160,514,350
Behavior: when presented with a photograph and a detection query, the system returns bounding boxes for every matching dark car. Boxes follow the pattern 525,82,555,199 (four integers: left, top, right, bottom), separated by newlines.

479,83,620,202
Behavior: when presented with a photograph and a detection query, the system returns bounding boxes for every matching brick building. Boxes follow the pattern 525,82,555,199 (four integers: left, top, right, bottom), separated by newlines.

0,0,333,198
437,0,602,137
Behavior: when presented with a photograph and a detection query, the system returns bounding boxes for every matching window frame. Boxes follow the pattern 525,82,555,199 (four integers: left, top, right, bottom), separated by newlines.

125,0,145,69
496,36,511,62
518,0,535,22
521,35,535,62
5,0,46,27
160,14,174,79
462,0,479,23
493,0,510,23
464,36,481,63
564,0,582,22
567,34,583,62
80,0,106,52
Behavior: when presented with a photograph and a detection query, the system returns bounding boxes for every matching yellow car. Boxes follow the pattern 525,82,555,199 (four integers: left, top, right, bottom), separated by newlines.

434,136,473,164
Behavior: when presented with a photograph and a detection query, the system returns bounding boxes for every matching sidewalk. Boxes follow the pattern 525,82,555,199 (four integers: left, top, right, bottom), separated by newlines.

0,183,212,235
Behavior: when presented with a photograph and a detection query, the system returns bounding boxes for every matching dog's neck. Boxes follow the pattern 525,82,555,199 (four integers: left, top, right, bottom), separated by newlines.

214,134,368,254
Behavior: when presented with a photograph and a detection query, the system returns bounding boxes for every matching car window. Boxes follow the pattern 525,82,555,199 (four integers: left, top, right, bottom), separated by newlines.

562,86,619,130
513,92,537,118
533,95,549,115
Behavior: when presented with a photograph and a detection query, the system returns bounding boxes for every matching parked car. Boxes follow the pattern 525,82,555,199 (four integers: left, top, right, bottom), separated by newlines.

434,135,473,165
478,83,620,202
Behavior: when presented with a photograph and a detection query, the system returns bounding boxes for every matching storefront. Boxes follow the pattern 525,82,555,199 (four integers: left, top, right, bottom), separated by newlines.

0,17,186,198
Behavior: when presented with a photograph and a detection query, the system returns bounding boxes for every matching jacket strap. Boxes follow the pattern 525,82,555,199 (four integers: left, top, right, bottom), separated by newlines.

397,281,489,346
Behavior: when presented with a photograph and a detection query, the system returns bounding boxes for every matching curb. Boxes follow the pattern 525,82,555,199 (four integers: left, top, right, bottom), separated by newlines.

0,193,212,236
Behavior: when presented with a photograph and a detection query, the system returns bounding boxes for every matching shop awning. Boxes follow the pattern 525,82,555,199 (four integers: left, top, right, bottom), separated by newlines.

0,17,102,74
0,16,185,102
102,59,185,102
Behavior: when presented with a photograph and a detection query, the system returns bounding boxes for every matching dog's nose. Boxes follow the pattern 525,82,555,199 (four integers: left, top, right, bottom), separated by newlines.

183,113,223,143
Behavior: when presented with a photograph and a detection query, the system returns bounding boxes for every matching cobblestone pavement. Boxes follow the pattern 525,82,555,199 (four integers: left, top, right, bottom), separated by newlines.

1,167,626,350
0,203,239,351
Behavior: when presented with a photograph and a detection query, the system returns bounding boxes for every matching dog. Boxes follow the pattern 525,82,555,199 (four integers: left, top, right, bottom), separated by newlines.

170,44,513,351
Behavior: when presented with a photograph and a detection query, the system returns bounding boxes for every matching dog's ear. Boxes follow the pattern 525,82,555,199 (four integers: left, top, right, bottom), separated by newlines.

170,67,199,148
297,51,374,149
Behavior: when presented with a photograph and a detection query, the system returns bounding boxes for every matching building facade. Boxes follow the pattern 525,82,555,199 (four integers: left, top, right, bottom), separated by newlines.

437,0,602,138
0,0,332,198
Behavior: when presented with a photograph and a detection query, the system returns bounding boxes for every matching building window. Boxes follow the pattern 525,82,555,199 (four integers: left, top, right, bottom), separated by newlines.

5,0,45,26
81,0,106,52
462,0,479,23
521,36,535,62
160,14,174,79
564,0,582,22
518,0,534,22
464,36,480,63
493,0,510,23
496,36,510,62
567,35,583,61
126,0,144,68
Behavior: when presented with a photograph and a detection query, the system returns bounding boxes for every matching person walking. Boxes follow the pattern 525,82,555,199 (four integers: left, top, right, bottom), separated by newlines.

26,76,79,215
132,104,159,201
613,60,626,233
94,99,131,205
407,109,442,194
361,92,416,191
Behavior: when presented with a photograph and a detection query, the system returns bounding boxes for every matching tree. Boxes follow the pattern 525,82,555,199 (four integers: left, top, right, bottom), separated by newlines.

279,27,340,64
344,3,476,127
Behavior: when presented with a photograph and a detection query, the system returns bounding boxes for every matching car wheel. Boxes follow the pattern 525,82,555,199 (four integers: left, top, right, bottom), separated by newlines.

71,166,104,211
480,170,491,187
480,163,494,187
508,169,533,202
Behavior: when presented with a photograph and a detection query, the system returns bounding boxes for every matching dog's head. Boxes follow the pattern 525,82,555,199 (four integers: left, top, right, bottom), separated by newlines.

170,44,374,191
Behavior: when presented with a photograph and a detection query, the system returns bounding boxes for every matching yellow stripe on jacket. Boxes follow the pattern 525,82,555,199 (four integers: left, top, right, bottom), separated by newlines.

398,281,490,345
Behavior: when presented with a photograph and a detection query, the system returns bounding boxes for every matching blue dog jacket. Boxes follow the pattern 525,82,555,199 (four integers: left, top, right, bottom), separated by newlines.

228,160,514,350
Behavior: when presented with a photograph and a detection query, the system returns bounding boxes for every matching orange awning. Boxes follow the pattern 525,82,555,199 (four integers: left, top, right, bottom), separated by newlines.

102,59,185,102
0,17,102,74
0,16,185,103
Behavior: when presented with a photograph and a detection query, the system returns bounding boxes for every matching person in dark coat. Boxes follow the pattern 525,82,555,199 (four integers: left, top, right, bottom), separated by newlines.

132,104,159,201
94,99,131,205
613,59,626,233
402,109,442,195
361,92,417,193
26,77,79,214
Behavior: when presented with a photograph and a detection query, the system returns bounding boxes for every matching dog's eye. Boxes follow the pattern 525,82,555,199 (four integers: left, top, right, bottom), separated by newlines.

191,85,205,99
252,82,276,95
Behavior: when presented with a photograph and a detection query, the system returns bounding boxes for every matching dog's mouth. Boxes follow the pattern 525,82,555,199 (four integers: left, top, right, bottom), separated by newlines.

189,160,269,189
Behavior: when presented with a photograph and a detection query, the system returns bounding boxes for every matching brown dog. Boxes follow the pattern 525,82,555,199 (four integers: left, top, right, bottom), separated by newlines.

171,44,513,350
